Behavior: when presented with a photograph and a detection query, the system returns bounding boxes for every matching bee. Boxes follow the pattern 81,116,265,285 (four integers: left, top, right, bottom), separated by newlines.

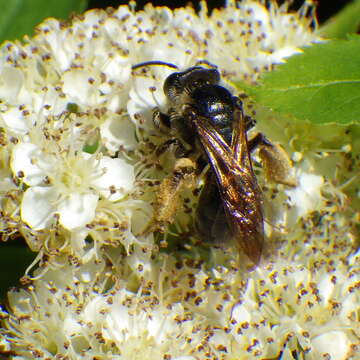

132,61,272,264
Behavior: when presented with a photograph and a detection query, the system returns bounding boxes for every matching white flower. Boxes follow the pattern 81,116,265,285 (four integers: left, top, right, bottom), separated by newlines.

223,259,359,359
0,258,217,359
127,74,169,131
11,142,134,230
285,166,324,219
100,113,137,153
311,331,353,360
4,253,357,360
1,1,359,359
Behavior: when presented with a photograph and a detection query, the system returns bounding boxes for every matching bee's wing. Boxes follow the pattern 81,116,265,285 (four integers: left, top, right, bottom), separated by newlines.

191,109,264,264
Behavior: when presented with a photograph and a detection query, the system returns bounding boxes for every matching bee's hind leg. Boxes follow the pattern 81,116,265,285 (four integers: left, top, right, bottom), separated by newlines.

249,132,297,187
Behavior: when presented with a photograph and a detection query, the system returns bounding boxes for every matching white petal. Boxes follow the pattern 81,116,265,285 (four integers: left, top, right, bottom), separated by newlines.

231,303,251,323
285,172,324,217
92,157,135,201
0,169,16,192
127,76,167,130
1,107,29,135
100,114,137,153
312,331,351,360
102,59,131,85
103,304,131,341
140,42,190,70
21,187,57,230
63,316,82,337
238,2,270,28
58,192,98,230
62,68,95,106
317,274,335,304
70,228,90,256
39,19,72,71
0,66,24,103
11,143,52,186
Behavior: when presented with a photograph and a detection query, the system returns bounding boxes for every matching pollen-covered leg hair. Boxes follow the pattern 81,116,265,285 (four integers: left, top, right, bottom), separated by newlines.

259,142,297,187
141,157,196,236
248,132,296,187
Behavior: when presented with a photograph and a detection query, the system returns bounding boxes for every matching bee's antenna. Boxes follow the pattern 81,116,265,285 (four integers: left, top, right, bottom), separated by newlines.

131,61,179,70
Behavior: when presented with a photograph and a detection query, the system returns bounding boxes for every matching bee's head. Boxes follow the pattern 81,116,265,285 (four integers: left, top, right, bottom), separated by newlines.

164,67,220,102
131,60,221,103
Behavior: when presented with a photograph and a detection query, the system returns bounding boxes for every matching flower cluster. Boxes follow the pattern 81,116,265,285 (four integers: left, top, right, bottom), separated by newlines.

0,1,359,359
1,251,359,359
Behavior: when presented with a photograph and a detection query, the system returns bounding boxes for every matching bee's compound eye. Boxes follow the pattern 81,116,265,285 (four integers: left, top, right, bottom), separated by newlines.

206,68,221,84
163,66,221,102
183,67,220,86
163,72,182,98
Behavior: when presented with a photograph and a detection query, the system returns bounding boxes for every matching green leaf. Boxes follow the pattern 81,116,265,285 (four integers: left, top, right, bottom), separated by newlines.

240,38,360,125
0,0,88,44
320,0,360,39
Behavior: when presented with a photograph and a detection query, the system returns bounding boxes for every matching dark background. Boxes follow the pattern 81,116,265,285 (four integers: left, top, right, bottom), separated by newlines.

87,0,354,24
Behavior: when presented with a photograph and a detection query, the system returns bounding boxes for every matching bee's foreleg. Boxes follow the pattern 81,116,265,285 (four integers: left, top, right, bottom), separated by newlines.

153,108,171,131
